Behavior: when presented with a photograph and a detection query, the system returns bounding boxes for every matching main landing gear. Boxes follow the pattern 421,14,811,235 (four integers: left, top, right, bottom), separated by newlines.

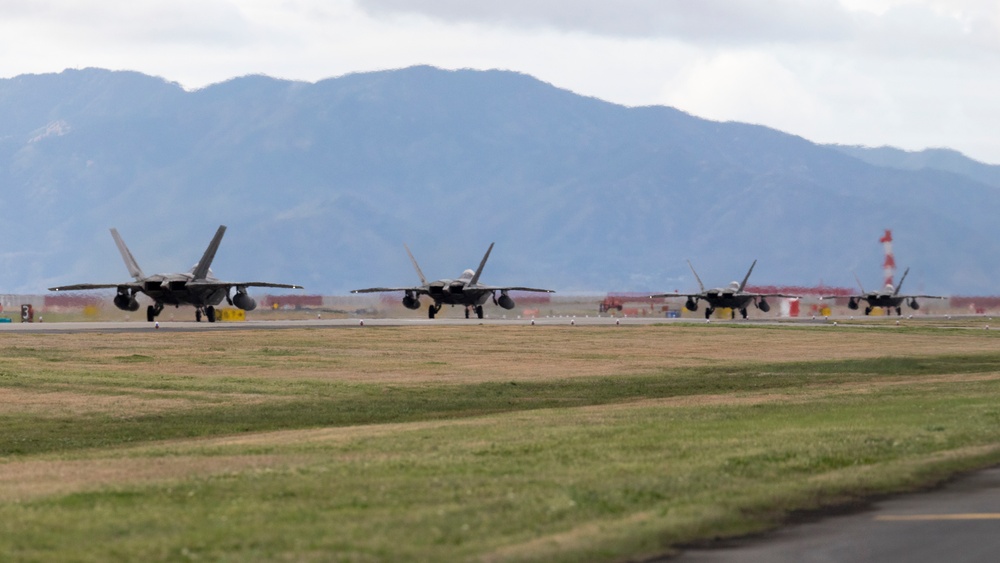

195,306,216,323
146,303,164,323
463,305,484,319
704,307,748,320
428,304,442,319
146,303,216,322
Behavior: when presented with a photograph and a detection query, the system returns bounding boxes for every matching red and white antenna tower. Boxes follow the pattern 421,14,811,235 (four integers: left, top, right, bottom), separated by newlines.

880,229,895,287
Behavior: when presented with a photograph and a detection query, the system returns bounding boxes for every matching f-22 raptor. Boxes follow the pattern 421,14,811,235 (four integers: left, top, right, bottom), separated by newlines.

351,243,553,319
821,267,944,316
651,260,798,319
49,226,302,322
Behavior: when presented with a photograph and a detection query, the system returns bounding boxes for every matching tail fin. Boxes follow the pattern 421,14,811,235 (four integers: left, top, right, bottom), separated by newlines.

191,225,226,280
468,242,494,287
110,228,145,280
738,260,757,292
404,244,428,285
852,271,867,294
687,260,706,293
894,267,910,296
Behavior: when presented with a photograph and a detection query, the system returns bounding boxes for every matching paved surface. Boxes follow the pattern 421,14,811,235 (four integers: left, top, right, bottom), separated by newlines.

0,316,822,333
0,314,987,333
672,467,1000,563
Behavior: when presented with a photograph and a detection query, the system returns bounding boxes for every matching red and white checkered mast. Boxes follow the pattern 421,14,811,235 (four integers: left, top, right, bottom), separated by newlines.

880,229,895,287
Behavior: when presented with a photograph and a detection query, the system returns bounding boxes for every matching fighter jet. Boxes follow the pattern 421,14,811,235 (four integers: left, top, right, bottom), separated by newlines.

650,260,797,319
820,267,943,316
351,243,553,319
49,225,302,322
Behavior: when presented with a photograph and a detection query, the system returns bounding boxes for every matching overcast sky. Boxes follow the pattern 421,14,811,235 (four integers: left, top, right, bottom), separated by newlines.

3,0,999,163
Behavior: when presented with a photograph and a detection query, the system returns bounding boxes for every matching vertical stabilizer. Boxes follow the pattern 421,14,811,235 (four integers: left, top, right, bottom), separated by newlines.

110,228,145,280
191,225,226,280
404,244,428,285
687,260,706,293
853,272,867,294
738,260,757,292
894,267,910,296
468,243,494,287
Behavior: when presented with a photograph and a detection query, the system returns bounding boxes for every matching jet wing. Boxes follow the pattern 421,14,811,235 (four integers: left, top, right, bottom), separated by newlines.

351,286,428,294
744,292,802,299
899,294,947,299
186,281,303,290
473,285,554,293
48,283,138,291
649,292,701,299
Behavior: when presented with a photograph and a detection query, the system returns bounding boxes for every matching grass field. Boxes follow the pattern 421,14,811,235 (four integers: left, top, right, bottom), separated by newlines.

2,322,1000,561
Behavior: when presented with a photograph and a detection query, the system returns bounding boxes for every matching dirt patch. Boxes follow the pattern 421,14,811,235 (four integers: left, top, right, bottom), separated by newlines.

0,326,995,385
0,454,303,502
0,388,275,416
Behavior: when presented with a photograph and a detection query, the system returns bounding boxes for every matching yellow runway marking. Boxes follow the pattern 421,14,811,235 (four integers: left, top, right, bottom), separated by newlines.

876,514,1000,521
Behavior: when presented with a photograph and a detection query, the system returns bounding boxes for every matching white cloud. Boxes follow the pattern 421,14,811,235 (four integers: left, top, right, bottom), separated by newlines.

356,0,855,44
0,1,999,162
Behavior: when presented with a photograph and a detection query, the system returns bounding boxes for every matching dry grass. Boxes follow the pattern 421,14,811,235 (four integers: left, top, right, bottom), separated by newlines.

2,322,1000,561
0,454,304,503
1,324,994,386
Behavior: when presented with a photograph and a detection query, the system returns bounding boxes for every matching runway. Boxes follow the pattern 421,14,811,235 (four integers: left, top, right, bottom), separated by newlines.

0,314,987,333
0,317,644,333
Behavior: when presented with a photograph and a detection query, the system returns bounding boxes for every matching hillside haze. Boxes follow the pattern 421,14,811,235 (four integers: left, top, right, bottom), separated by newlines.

1,66,998,295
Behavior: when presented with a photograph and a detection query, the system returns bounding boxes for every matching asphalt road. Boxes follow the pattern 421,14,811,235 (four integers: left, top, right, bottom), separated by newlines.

672,467,1000,563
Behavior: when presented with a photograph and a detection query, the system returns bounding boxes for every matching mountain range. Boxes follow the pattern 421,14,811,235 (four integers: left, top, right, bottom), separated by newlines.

1,65,998,295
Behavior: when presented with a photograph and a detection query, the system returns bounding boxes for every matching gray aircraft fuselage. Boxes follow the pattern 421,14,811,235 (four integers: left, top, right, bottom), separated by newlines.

691,283,758,312
418,270,494,308
134,273,230,307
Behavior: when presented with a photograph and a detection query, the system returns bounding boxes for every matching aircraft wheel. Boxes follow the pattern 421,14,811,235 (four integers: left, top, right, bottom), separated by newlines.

864,307,871,316
740,308,748,319
147,305,156,322
196,309,202,322
705,308,713,319
465,307,470,319
428,306,436,319
476,305,484,319
207,306,216,323
896,307,902,316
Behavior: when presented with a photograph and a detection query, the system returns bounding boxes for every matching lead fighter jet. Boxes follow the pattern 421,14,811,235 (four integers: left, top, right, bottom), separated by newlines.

820,267,944,316
650,259,797,319
49,225,302,322
352,243,554,319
